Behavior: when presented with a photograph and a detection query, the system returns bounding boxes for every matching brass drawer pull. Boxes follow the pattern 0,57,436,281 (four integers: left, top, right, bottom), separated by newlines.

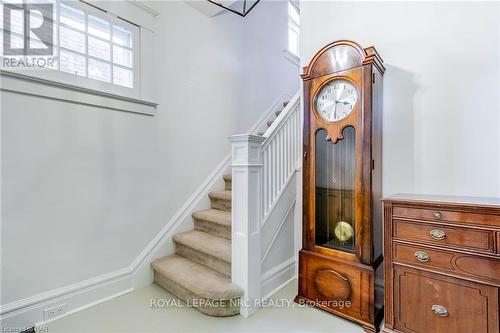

432,211,442,219
415,251,430,262
430,229,446,240
431,304,449,317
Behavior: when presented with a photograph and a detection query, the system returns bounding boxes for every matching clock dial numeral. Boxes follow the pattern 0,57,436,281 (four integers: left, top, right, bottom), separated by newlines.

315,80,359,122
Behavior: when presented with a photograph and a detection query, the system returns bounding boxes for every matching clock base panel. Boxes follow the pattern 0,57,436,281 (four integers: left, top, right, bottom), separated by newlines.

295,250,383,332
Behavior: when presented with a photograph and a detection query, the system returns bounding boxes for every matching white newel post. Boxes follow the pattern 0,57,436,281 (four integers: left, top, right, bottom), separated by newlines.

228,134,264,318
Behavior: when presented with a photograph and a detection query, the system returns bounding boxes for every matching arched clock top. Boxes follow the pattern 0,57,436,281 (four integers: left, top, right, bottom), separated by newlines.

301,40,385,80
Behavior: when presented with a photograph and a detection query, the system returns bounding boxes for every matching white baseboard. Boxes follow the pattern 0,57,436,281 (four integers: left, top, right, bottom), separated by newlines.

0,270,133,329
261,257,297,300
0,92,294,330
35,288,132,329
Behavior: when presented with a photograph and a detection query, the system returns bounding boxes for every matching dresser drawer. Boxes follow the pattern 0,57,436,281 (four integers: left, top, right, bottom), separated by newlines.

393,242,500,284
393,219,495,253
394,267,499,333
393,243,455,271
392,206,500,227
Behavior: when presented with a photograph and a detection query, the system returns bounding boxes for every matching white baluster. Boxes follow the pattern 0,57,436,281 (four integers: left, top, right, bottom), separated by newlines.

273,139,277,201
289,112,292,174
278,131,282,190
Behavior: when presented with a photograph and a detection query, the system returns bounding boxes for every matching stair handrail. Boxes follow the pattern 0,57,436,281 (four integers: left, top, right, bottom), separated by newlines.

261,91,301,146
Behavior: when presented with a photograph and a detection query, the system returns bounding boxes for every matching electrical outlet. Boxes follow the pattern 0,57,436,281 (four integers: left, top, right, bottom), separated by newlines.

43,303,66,321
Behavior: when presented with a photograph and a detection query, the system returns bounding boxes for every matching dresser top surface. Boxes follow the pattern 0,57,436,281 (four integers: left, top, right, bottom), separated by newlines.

383,193,500,208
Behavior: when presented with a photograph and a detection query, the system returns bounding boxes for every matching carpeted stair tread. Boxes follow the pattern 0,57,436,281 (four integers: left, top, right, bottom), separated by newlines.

208,190,231,201
193,209,231,227
173,230,231,263
208,190,231,212
151,255,242,300
223,174,232,190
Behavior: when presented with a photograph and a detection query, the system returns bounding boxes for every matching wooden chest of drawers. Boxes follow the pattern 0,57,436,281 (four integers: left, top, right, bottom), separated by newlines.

382,194,500,333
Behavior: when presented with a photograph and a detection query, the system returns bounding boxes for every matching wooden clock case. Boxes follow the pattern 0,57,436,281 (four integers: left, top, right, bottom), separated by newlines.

295,40,385,333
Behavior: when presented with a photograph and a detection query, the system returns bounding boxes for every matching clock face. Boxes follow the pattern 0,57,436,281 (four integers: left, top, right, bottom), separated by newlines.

316,80,359,122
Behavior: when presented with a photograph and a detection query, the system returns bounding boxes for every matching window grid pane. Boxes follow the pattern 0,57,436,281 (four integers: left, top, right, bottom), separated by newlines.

113,44,133,68
85,9,88,78
113,65,133,88
113,25,132,48
60,25,85,53
88,36,110,61
10,9,24,35
88,15,110,40
60,3,85,31
60,49,86,76
287,0,299,57
57,2,134,88
288,3,299,25
88,58,111,82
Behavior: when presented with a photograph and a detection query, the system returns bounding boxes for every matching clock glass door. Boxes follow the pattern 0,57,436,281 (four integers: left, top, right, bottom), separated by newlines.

315,127,356,253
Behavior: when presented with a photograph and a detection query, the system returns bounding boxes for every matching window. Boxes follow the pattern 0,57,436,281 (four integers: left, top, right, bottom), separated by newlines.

57,1,137,88
287,0,299,57
1,0,139,92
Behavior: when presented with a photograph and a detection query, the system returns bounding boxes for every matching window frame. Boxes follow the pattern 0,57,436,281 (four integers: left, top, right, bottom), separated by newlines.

1,0,141,99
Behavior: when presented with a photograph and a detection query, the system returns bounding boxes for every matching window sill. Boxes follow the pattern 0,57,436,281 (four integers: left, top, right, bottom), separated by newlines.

0,70,158,115
283,49,300,67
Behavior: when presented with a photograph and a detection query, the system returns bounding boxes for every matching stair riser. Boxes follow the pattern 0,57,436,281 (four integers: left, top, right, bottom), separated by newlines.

210,197,231,212
194,219,231,240
175,243,231,276
153,272,240,316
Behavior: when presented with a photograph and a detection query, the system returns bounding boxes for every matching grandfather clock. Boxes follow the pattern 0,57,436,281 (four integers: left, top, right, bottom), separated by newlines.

295,40,385,332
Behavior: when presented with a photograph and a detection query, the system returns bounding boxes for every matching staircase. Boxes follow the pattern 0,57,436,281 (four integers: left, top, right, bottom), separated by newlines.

150,96,297,317
151,175,243,316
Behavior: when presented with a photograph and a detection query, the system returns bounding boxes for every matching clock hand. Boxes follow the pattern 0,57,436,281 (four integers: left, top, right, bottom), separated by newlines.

335,100,351,105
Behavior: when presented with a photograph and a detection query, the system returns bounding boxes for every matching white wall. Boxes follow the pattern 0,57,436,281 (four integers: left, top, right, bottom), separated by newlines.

301,1,500,198
1,0,298,310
